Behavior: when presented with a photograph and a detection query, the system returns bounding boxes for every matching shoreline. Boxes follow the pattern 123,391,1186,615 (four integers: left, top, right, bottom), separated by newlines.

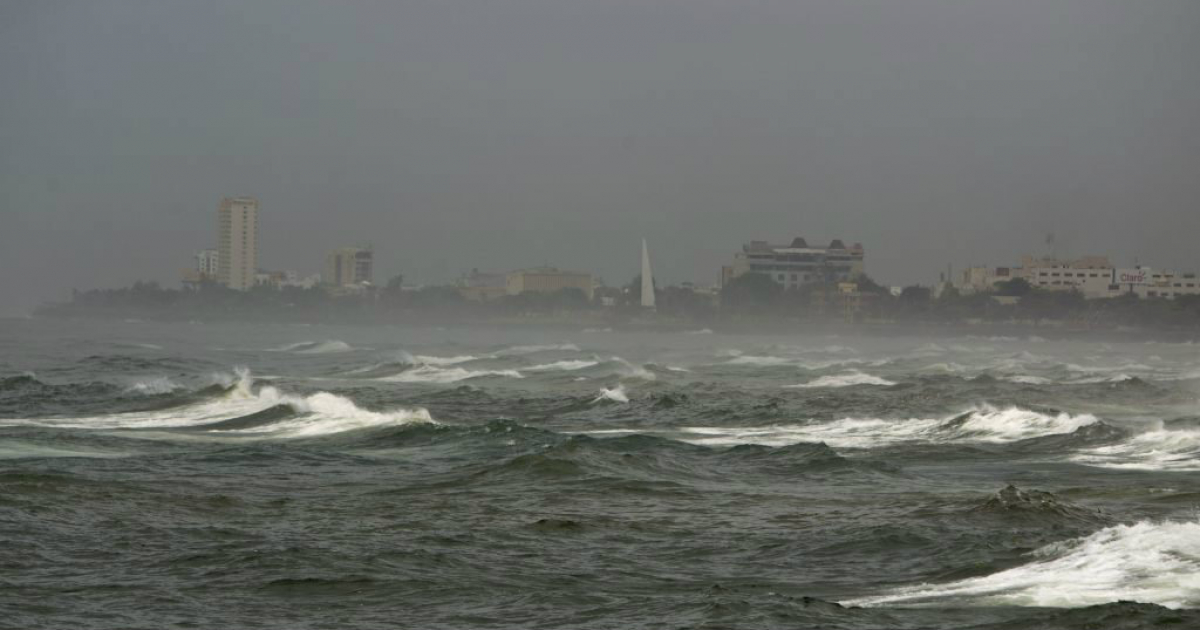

24,310,1199,343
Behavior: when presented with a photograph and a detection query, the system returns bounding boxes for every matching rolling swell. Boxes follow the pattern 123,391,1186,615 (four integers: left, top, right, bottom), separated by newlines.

6,322,1200,629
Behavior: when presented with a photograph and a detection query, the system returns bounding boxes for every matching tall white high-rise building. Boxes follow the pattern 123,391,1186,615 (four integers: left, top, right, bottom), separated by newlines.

217,197,259,290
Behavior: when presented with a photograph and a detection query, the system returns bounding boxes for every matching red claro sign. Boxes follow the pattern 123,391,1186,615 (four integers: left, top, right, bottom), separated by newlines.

1118,269,1148,284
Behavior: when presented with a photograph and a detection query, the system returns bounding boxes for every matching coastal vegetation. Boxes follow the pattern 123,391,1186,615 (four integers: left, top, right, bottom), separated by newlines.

36,274,1200,332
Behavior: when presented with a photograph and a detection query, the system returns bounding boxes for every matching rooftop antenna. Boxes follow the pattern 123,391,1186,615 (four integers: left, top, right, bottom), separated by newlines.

1045,232,1057,260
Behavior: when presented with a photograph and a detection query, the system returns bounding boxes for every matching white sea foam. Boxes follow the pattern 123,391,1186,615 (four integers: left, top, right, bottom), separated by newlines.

273,340,354,354
383,365,523,384
1074,422,1200,471
1,369,266,429
224,391,433,438
1005,375,1053,385
593,385,629,403
1068,374,1136,385
412,354,481,366
845,520,1200,609
613,357,656,380
125,377,183,395
502,343,581,354
727,355,792,366
679,405,1098,449
526,359,601,372
789,371,895,389
921,362,969,374
1,368,435,438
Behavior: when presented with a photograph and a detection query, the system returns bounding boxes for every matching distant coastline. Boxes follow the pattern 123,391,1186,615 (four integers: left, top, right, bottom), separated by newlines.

32,278,1200,342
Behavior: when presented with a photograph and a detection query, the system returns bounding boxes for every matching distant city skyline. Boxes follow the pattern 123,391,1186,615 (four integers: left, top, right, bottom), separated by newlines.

3,1,1198,316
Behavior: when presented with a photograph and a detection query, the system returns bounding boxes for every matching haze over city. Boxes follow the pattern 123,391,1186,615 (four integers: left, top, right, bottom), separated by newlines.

2,0,1198,317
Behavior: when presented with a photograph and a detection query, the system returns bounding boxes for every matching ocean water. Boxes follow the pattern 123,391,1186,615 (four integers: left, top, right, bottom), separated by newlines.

2,318,1200,629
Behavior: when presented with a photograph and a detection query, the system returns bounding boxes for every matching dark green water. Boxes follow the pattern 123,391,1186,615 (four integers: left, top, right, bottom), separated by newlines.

2,318,1199,629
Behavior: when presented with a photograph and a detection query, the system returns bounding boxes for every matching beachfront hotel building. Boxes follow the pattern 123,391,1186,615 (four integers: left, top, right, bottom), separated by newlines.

506,267,594,300
217,197,259,291
722,237,865,289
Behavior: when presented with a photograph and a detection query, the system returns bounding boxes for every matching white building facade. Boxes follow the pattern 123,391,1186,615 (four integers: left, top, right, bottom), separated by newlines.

724,237,865,289
194,249,219,279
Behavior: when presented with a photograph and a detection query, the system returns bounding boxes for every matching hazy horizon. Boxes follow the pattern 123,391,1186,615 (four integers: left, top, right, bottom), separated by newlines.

3,0,1198,316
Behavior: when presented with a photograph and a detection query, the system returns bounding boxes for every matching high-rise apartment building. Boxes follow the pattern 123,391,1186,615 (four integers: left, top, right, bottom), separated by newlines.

217,197,259,290
324,247,374,287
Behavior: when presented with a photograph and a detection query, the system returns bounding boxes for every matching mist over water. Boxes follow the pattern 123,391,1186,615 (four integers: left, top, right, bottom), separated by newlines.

1,318,1199,628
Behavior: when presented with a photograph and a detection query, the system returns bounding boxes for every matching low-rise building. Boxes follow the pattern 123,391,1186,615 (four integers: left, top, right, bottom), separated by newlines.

457,269,509,302
506,267,594,300
1127,268,1200,300
1018,255,1116,298
724,237,865,289
957,266,1014,294
182,248,220,288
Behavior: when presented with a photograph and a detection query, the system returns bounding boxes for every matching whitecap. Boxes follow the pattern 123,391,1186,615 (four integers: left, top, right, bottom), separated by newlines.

679,405,1097,449
845,520,1200,609
502,343,581,354
1005,375,1053,385
125,377,183,395
1074,422,1200,471
223,391,434,438
726,355,792,367
272,340,355,354
788,371,895,388
593,385,629,404
382,365,523,384
526,359,601,372
612,357,656,380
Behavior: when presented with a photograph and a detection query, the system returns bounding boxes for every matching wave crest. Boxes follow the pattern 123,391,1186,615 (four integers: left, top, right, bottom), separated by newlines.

846,519,1200,609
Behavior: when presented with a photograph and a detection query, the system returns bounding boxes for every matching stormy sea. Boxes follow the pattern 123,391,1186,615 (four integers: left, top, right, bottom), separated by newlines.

3,318,1199,630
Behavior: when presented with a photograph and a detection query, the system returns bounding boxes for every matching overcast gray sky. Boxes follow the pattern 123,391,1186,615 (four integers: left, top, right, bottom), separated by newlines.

2,0,1197,315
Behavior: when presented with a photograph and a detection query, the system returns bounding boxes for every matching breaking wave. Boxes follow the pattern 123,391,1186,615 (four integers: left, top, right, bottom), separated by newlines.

846,519,1200,609
789,371,895,388
410,353,481,366
1073,420,1200,471
727,355,792,366
613,358,656,381
0,369,432,437
272,340,354,354
526,359,601,372
593,385,629,404
680,405,1099,448
217,391,433,438
501,343,580,355
382,365,523,384
124,377,184,395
